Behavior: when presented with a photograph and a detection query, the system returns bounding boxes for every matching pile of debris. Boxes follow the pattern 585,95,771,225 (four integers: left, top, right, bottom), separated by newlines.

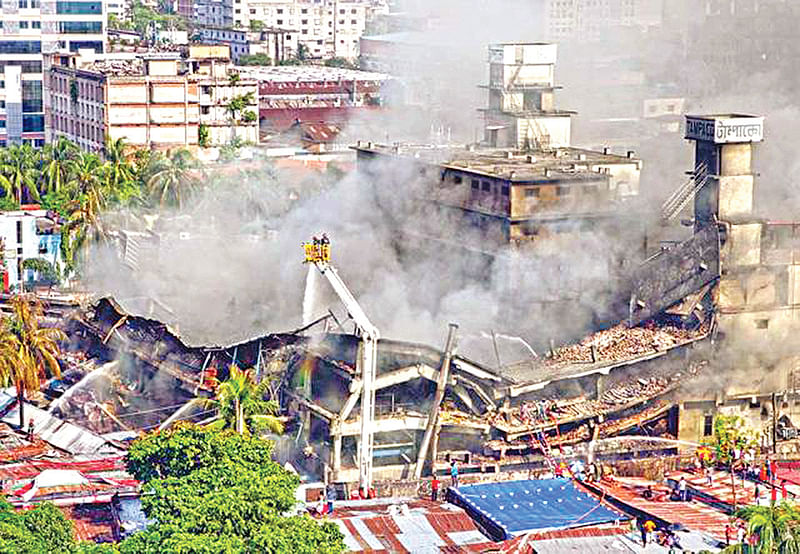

548,323,706,366
492,360,707,436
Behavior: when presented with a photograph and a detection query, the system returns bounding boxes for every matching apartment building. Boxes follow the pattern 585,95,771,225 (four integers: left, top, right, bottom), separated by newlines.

231,0,387,59
0,0,106,146
0,208,62,292
197,26,296,63
46,46,259,151
193,0,234,28
545,0,663,40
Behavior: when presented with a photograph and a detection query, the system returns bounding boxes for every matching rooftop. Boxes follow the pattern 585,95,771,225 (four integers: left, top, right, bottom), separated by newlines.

237,64,390,83
354,143,639,182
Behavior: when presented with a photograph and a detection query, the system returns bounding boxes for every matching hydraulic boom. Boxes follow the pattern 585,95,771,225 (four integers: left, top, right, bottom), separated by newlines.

303,236,379,492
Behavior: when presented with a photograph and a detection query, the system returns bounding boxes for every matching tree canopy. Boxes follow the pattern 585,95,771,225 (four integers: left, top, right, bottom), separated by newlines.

122,424,345,554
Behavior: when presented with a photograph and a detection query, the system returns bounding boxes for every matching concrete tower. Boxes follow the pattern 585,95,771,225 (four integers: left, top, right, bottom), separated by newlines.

482,42,573,151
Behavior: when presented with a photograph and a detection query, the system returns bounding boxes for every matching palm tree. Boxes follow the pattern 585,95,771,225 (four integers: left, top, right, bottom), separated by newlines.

5,294,66,429
146,149,199,209
205,365,283,436
0,144,39,205
61,152,109,274
103,137,133,191
41,137,78,196
723,502,800,554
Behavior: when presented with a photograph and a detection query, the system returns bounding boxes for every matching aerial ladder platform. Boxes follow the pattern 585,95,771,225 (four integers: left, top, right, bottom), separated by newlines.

303,236,379,492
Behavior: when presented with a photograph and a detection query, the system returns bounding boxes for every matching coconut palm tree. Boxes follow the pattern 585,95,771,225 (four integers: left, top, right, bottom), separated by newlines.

103,137,133,190
41,137,78,196
146,148,199,209
6,294,66,429
0,144,40,205
723,502,800,554
205,365,283,436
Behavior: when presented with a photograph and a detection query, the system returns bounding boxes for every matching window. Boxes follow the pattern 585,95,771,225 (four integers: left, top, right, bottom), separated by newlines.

0,41,41,54
23,114,44,132
200,85,212,95
56,1,102,14
200,106,210,115
19,21,29,29
501,185,509,196
703,414,713,437
481,181,490,192
276,8,282,13
351,19,356,24
16,221,22,244
58,21,103,33
756,319,769,329
453,175,462,184
525,188,539,198
68,40,103,53
22,80,42,113
31,21,40,29
18,0,28,7
471,179,479,190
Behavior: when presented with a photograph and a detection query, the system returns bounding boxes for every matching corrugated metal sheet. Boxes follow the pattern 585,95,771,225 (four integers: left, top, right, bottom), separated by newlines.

0,392,123,455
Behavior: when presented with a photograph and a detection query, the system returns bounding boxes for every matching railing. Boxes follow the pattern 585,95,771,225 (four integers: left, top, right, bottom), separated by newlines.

661,162,710,221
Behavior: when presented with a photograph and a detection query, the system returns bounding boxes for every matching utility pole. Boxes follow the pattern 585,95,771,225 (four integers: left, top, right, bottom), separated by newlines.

772,391,778,454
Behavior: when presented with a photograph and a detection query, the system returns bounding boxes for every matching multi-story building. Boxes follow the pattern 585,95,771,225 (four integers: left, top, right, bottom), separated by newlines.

231,0,386,60
0,0,106,146
106,0,131,21
545,0,664,40
0,208,62,292
197,26,296,63
482,42,574,151
46,45,258,151
191,45,259,145
237,64,389,131
193,0,234,28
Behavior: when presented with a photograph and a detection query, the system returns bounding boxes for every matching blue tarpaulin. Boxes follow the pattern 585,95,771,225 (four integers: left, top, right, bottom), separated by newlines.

448,478,629,541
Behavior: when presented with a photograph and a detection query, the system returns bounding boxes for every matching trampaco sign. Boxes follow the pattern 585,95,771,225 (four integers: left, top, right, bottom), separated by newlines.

685,116,764,144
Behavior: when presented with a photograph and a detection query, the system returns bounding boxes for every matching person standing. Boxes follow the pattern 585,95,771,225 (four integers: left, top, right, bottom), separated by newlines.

643,519,656,546
782,479,788,500
705,467,713,487
450,461,459,488
725,523,732,547
679,476,688,501
326,483,336,515
431,475,440,501
26,418,34,442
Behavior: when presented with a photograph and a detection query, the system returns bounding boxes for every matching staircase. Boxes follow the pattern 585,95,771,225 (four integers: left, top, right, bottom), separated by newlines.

661,162,711,221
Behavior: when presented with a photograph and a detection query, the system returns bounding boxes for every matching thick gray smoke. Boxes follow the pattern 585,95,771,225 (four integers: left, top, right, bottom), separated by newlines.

86,0,800,369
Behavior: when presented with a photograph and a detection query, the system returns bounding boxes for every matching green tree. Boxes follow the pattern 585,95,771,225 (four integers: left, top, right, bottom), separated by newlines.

249,19,265,32
5,294,67,429
146,148,198,209
0,144,40,204
709,414,758,466
723,502,800,553
324,57,356,69
0,497,77,553
239,53,271,66
41,137,78,195
122,425,345,554
206,365,283,435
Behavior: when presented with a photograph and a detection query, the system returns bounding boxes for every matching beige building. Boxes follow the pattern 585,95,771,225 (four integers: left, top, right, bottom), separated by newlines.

46,46,258,151
545,0,664,40
233,0,387,59
483,43,574,151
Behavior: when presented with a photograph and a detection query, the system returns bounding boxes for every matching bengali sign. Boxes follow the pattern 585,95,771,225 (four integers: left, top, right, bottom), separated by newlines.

685,116,764,144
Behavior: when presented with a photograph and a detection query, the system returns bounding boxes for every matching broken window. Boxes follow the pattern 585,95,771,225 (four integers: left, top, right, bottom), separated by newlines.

453,175,463,184
471,179,479,190
755,319,769,329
